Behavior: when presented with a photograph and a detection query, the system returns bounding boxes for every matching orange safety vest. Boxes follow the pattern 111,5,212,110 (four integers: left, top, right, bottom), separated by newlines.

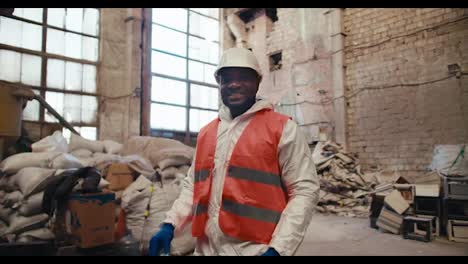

192,109,290,244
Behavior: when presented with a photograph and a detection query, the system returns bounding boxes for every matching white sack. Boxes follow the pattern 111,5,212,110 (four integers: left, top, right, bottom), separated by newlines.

69,133,104,153
429,144,468,176
0,213,49,236
0,204,14,224
0,177,18,192
70,148,93,158
17,192,44,217
13,168,56,198
1,191,23,208
16,228,55,242
49,153,83,169
31,131,68,153
122,175,195,256
0,152,61,175
103,140,123,155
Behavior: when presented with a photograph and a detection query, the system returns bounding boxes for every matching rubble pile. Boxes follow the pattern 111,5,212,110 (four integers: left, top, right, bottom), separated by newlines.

313,141,381,218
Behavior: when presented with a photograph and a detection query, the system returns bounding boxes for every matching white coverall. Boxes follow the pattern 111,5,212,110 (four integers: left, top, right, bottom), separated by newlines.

164,99,320,256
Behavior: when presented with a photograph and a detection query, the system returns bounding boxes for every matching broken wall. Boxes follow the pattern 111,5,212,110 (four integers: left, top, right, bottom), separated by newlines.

343,8,468,178
222,8,339,143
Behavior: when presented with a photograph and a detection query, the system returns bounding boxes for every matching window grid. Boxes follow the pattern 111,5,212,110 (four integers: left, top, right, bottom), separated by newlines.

149,8,220,143
0,8,100,140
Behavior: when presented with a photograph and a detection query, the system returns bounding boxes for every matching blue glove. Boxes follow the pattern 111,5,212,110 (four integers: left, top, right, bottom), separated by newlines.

261,247,280,256
148,223,174,256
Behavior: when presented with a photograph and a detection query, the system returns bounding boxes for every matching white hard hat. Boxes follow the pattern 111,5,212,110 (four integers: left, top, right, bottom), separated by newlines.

214,47,262,82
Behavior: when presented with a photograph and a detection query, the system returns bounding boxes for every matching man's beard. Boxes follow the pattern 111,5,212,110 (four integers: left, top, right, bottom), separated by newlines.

223,96,256,118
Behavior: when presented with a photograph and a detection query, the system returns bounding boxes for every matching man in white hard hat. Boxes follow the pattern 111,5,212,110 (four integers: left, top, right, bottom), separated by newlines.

149,47,319,256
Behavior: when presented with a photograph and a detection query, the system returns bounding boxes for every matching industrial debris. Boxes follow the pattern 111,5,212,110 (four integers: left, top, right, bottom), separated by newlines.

367,146,468,244
313,141,380,218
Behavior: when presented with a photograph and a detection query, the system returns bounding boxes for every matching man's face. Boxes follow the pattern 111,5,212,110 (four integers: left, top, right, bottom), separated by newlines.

218,67,260,108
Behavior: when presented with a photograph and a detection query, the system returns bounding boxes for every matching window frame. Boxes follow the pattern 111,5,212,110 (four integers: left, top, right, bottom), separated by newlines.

145,8,221,145
0,8,100,138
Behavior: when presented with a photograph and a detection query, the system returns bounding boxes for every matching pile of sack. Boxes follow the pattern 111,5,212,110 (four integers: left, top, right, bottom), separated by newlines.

118,136,196,255
0,130,120,243
0,131,197,255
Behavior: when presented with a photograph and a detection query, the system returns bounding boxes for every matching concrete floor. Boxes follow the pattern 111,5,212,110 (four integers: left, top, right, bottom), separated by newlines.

296,214,468,256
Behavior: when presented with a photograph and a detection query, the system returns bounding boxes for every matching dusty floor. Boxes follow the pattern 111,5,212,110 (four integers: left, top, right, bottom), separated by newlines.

296,213,468,256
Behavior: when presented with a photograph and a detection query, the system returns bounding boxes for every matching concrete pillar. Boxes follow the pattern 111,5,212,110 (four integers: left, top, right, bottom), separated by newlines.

330,8,347,149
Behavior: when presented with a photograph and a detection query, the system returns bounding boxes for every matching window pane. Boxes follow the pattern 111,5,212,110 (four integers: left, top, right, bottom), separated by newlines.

47,59,65,89
46,28,65,56
14,8,43,23
65,61,83,92
190,84,218,110
82,64,96,93
82,36,98,61
81,95,97,123
204,64,217,85
152,24,187,56
152,8,187,32
0,17,22,47
189,109,217,132
83,8,99,36
21,22,42,51
151,51,186,79
189,36,219,64
48,8,66,28
65,32,82,59
63,126,97,141
45,91,64,122
65,8,83,33
23,89,40,121
189,11,219,42
80,126,97,140
63,93,82,123
20,53,41,86
62,126,82,142
189,60,216,84
190,8,219,19
150,103,186,131
0,49,20,82
151,76,186,105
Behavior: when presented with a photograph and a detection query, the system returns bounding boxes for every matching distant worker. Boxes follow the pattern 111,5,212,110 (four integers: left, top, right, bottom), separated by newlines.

149,47,320,256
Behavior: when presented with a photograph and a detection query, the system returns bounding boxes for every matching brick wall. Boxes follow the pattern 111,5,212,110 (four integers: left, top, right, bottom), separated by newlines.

343,8,468,178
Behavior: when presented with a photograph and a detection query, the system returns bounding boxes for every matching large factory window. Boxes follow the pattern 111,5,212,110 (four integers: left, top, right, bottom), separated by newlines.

0,8,100,140
149,8,220,144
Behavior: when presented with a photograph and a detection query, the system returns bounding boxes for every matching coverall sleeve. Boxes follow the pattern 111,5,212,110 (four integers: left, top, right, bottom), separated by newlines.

163,153,196,231
268,119,320,256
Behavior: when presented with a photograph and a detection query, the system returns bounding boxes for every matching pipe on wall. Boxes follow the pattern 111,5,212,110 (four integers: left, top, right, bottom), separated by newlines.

330,8,348,149
226,13,247,48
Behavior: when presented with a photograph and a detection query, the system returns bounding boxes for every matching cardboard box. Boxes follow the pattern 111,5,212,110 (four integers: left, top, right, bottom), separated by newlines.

384,190,410,215
376,207,404,234
394,184,415,204
66,191,116,248
105,163,136,191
